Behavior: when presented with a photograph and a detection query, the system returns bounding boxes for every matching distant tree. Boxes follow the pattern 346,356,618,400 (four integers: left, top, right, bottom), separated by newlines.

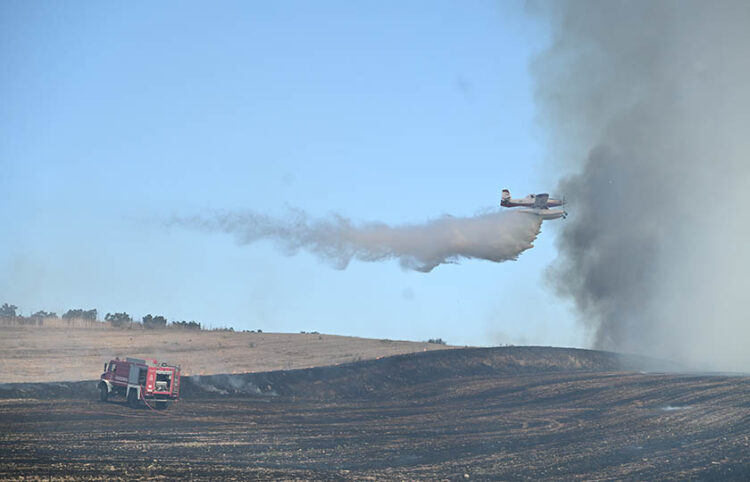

32,310,57,318
143,314,167,329
0,303,18,318
171,320,201,330
30,311,57,326
63,308,97,321
427,338,447,345
105,312,132,328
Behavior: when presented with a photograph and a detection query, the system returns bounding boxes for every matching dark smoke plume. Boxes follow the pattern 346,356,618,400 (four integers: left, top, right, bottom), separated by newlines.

174,209,542,272
531,1,750,370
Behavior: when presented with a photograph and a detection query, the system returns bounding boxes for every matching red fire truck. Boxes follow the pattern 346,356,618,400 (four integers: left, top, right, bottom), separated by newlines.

98,357,181,409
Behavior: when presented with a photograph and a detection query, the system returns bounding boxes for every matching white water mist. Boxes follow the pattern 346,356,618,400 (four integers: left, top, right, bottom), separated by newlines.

173,208,542,272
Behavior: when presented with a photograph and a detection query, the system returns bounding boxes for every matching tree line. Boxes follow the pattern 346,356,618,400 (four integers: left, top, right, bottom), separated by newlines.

0,302,201,330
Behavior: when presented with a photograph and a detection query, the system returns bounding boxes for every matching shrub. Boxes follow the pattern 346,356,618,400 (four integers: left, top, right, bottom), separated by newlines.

142,314,167,329
31,310,57,319
30,311,57,327
171,320,201,330
0,303,18,319
63,309,97,321
105,312,132,327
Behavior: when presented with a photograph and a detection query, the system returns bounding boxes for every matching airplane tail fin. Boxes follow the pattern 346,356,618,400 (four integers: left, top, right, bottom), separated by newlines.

501,189,510,206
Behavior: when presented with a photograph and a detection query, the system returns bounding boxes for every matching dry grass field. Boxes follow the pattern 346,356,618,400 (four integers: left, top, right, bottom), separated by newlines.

0,322,453,383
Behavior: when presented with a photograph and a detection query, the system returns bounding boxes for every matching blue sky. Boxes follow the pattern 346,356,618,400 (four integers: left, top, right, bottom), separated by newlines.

1,1,582,347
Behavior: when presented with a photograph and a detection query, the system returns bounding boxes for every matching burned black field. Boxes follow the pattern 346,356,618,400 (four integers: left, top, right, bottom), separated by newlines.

1,347,748,480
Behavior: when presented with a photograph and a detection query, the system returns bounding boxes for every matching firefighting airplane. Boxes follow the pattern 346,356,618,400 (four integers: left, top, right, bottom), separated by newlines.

501,189,567,220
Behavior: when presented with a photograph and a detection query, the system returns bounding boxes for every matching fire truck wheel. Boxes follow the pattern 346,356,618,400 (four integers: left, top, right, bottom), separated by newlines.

99,384,108,402
127,389,139,408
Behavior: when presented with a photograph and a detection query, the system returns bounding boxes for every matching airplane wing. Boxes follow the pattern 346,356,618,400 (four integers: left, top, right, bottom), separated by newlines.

533,193,549,209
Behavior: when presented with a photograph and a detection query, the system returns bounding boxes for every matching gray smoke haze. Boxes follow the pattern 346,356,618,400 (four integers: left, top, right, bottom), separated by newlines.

531,1,750,370
173,209,542,273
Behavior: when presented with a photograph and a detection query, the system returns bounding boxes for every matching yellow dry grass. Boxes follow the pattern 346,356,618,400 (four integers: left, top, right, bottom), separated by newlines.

0,323,454,383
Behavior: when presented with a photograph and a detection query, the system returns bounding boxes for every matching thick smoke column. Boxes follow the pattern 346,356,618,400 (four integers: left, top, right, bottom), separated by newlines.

531,1,750,370
175,209,542,272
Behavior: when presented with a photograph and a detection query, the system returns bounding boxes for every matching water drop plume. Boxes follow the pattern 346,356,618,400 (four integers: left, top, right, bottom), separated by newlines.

173,208,543,273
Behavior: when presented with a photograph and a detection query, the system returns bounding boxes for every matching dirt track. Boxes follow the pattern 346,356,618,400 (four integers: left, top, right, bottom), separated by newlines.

1,347,748,480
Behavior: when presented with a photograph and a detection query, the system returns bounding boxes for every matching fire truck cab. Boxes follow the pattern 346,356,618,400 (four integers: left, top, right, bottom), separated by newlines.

99,357,181,409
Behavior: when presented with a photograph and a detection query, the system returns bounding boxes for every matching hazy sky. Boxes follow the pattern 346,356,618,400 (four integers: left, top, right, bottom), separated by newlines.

1,1,582,347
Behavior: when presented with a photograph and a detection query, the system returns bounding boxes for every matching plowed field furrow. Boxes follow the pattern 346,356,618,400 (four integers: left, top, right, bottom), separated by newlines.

2,364,748,480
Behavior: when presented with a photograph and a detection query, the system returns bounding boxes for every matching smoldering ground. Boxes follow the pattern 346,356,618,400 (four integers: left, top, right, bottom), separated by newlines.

531,1,750,371
170,208,543,273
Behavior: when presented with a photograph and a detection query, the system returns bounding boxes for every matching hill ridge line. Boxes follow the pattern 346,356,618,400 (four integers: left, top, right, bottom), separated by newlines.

0,346,688,401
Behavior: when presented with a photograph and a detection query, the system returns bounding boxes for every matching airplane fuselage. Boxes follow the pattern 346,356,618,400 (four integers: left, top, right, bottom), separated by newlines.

501,198,563,208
